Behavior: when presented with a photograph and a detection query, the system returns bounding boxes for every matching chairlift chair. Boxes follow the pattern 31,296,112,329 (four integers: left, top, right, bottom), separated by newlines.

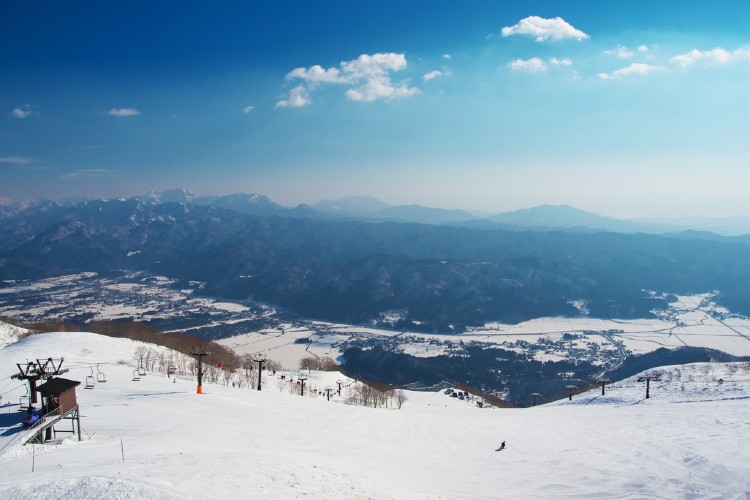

138,365,147,377
96,363,107,383
132,370,141,381
19,386,30,410
167,363,176,376
85,367,95,389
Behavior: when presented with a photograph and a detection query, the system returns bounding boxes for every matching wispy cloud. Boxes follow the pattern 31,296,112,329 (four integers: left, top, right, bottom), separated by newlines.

60,168,115,179
501,16,589,42
549,58,573,67
242,105,255,114
604,45,634,59
423,70,450,81
670,46,750,67
11,105,34,118
278,52,419,107
442,54,452,60
598,63,665,80
108,108,139,117
0,156,33,165
509,57,573,73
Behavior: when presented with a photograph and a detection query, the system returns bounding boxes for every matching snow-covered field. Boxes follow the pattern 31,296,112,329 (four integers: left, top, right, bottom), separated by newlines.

218,293,750,371
1,327,749,499
3,273,750,369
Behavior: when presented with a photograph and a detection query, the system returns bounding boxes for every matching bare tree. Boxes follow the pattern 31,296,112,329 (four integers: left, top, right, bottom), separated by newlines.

395,389,408,409
319,356,339,371
241,354,254,376
266,359,283,372
299,356,318,372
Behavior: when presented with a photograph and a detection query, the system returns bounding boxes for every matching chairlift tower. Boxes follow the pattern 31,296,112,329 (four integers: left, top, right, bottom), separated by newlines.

253,352,267,391
298,375,308,396
529,392,542,406
11,357,68,405
637,375,661,399
564,385,578,401
190,347,211,394
597,378,612,396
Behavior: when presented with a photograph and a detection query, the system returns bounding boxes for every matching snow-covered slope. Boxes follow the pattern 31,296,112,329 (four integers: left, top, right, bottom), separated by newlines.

1,330,749,499
0,320,26,348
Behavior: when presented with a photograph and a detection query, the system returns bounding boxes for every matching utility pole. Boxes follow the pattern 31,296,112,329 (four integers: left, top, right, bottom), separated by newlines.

253,353,267,391
190,347,210,394
637,375,661,399
298,375,307,396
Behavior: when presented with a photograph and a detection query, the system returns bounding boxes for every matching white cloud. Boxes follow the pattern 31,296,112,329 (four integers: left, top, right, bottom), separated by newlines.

281,52,419,106
670,46,750,67
345,77,420,102
638,45,650,53
340,53,408,79
12,106,33,118
242,105,255,114
109,108,139,117
276,85,311,108
0,156,33,165
442,54,451,60
286,65,348,84
509,57,547,72
598,63,665,80
604,45,634,59
501,16,589,42
509,57,573,73
423,70,450,81
549,57,573,67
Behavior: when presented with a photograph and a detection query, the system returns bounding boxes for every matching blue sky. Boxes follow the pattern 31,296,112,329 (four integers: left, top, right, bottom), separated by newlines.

2,1,750,217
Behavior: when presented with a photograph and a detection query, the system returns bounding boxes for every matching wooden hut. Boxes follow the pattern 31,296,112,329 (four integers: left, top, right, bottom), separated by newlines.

29,377,82,443
36,377,80,414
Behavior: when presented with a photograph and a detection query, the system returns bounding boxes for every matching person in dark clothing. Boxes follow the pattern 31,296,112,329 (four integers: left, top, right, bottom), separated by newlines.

496,441,506,451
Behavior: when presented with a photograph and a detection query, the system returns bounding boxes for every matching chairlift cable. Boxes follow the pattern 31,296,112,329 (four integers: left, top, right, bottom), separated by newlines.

0,382,27,398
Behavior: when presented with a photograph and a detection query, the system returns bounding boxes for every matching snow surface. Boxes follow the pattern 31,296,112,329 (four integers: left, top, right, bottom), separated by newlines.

1,328,749,498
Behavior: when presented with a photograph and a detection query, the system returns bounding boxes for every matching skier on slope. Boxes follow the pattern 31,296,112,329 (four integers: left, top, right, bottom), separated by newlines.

495,441,505,451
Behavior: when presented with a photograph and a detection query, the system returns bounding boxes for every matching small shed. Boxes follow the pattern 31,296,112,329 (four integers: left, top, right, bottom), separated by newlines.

36,377,81,415
27,377,82,444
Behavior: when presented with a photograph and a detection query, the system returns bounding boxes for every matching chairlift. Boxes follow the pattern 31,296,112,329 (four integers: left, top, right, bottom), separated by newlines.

138,366,147,377
85,367,95,389
167,363,176,376
132,370,141,381
96,363,107,383
19,385,30,410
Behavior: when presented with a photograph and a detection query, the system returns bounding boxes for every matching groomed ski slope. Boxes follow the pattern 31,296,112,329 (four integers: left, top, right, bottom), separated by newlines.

1,330,749,499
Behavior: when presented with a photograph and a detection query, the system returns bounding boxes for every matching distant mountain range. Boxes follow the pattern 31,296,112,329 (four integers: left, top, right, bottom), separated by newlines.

3,189,750,236
2,196,750,330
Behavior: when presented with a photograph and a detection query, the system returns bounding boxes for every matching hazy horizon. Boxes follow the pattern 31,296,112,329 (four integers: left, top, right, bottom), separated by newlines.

2,1,750,219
